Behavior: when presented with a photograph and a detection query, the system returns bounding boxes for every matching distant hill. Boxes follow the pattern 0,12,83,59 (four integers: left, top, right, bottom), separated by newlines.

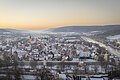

0,28,28,34
0,29,11,33
47,25,120,32
1,25,120,34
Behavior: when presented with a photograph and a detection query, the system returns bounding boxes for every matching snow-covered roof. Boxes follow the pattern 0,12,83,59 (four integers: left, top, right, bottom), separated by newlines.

59,74,66,79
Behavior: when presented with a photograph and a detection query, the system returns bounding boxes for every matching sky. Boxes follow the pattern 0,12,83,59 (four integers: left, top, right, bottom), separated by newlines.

0,0,120,30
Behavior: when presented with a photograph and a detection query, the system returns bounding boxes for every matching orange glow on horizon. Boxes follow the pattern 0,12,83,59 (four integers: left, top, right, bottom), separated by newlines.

0,0,120,30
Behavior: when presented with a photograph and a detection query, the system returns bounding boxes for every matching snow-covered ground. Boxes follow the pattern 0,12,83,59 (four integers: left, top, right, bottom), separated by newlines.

83,31,103,36
107,34,120,40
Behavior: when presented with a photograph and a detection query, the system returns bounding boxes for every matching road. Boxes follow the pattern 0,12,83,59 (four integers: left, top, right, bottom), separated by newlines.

81,36,120,57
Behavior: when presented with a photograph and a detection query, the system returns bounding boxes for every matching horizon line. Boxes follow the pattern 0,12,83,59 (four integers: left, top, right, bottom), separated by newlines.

0,24,120,30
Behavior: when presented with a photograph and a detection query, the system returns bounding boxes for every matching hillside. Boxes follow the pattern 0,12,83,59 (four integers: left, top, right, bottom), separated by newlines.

0,28,28,34
47,25,120,32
